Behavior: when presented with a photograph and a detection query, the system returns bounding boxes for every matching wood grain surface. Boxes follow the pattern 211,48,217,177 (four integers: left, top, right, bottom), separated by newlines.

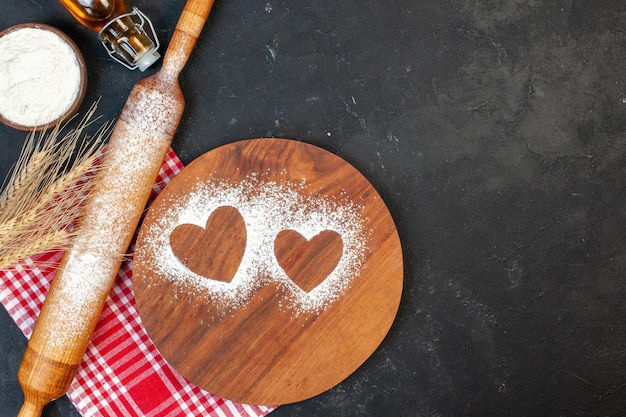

133,138,403,405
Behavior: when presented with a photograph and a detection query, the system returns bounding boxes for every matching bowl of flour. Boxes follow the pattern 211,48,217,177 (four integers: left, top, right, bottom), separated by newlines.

0,23,87,131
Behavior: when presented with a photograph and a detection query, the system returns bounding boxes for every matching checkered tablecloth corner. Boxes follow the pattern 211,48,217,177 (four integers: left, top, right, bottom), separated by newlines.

0,147,276,417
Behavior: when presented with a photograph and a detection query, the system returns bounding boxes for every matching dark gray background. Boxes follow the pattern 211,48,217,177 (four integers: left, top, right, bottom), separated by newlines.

2,0,626,416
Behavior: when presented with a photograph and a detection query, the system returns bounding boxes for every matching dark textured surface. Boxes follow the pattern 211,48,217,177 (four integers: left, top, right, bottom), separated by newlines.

2,0,626,416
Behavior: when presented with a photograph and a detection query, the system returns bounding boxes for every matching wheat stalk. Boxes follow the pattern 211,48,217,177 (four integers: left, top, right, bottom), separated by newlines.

0,158,97,237
0,151,47,208
0,230,69,269
0,102,110,270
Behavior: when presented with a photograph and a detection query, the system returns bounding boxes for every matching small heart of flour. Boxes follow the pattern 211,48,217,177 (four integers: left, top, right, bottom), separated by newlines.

170,205,246,283
274,229,343,292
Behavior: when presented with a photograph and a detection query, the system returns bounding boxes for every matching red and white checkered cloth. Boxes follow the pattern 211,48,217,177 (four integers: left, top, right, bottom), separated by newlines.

0,148,276,417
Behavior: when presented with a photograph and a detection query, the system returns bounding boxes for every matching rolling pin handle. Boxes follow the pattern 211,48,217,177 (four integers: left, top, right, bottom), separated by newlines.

17,400,44,417
17,344,77,417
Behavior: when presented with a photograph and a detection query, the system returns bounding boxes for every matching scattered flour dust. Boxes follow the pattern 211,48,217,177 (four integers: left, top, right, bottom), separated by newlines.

144,174,370,315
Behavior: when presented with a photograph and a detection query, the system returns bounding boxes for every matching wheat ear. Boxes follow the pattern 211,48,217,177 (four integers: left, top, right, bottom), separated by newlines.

0,102,110,270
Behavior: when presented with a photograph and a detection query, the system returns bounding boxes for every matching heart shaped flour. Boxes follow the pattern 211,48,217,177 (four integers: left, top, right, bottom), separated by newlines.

274,229,344,292
170,205,246,283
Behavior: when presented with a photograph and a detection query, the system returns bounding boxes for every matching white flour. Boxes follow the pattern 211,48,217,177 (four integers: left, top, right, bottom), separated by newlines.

143,174,369,315
0,27,82,127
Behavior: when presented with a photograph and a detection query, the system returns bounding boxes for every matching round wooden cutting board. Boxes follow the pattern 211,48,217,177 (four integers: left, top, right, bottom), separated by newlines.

133,138,403,405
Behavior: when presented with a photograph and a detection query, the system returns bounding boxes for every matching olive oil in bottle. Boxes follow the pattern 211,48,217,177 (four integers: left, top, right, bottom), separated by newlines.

58,0,160,71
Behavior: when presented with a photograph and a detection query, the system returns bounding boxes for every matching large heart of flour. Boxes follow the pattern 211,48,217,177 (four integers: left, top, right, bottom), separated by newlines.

169,205,247,283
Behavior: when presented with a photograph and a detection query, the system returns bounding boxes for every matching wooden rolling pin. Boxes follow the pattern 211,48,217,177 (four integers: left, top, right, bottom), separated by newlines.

16,1,215,416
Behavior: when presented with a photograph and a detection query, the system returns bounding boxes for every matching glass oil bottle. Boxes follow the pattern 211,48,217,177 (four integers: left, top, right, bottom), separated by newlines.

58,0,161,71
